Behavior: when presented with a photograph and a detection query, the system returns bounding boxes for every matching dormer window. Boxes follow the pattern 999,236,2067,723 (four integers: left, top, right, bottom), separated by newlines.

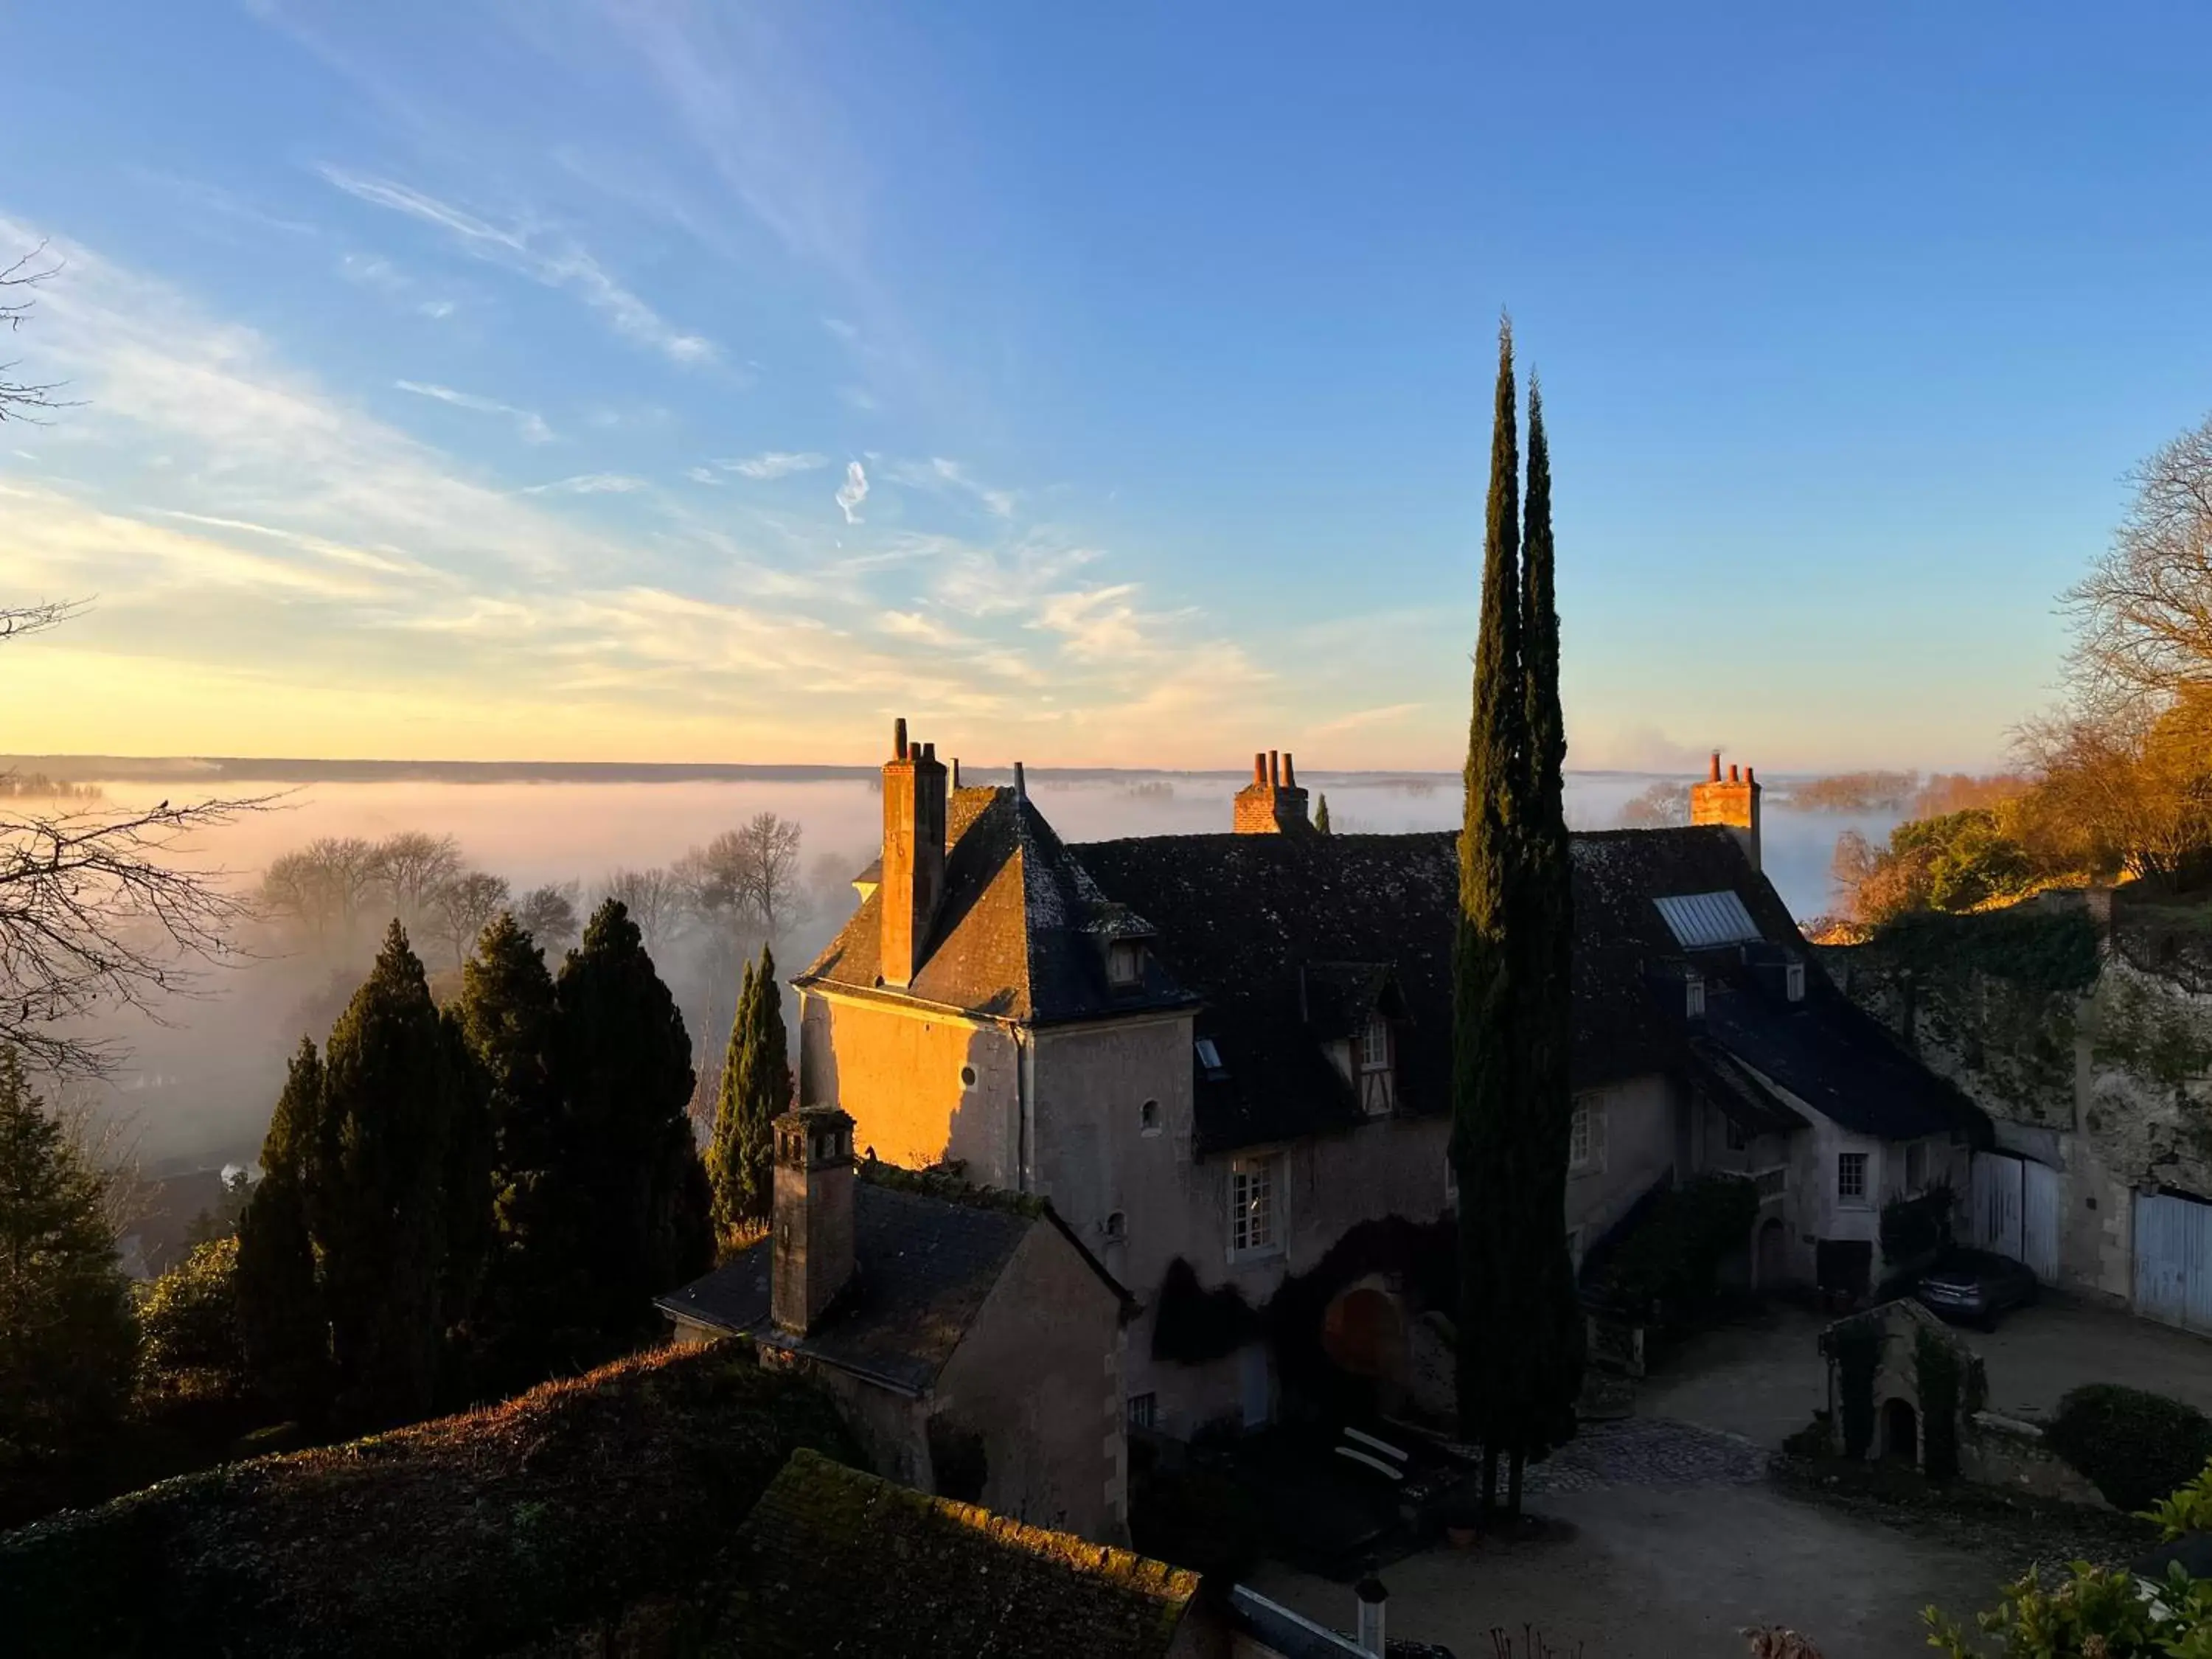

1360,1016,1390,1073
1107,939,1146,989
1785,961,1806,1003
1686,975,1706,1019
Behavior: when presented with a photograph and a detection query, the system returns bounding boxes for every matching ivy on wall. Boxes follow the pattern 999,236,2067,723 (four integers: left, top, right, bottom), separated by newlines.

1914,1324,1962,1480
1829,1316,1880,1460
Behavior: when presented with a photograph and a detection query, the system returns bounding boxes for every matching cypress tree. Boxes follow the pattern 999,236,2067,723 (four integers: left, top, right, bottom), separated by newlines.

706,959,755,1245
235,1038,332,1421
316,921,472,1426
553,900,714,1351
457,914,562,1389
1314,795,1332,835
732,945,792,1225
1452,315,1526,1516
1503,374,1585,1514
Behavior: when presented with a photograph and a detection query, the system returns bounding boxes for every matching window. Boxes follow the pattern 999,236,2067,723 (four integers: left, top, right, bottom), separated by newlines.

1724,1118,1751,1153
1107,940,1145,988
1229,1158,1279,1258
1104,1210,1127,1242
1195,1037,1227,1079
1686,975,1707,1019
1127,1392,1158,1431
1360,1016,1391,1072
1569,1095,1606,1172
1837,1151,1868,1204
959,1065,977,1089
1139,1098,1162,1136
1785,961,1806,1003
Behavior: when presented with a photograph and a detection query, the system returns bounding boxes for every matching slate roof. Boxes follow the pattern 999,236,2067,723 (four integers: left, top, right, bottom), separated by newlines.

720,1450,1199,1659
795,786,1194,1023
657,1180,1036,1396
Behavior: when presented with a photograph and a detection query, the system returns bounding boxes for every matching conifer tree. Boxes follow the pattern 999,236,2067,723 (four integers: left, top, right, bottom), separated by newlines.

709,944,790,1240
1452,315,1527,1516
456,914,562,1387
1503,375,1584,1514
1314,794,1332,835
235,1038,332,1421
553,900,713,1349
316,922,474,1426
0,1047,137,1470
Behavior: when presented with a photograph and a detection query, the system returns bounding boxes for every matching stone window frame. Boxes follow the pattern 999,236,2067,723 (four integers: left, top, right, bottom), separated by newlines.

1569,1093,1607,1174
1138,1097,1162,1136
1837,1150,1870,1206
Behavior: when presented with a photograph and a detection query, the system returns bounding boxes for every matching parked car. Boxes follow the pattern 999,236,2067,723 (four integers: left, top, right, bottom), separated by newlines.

1914,1248,2038,1327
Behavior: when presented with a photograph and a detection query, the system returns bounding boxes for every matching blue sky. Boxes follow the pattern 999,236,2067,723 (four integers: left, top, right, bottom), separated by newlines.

1,2,2206,770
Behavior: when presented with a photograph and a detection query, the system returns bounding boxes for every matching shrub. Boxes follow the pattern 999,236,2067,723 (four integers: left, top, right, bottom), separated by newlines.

1914,1326,1962,1481
137,1237,246,1403
2044,1383,2212,1514
1830,1318,1879,1460
1128,1465,1265,1585
1780,1411,1834,1460
1880,1186,1955,1267
1151,1257,1260,1364
2141,1456,2212,1540
1594,1174,1761,1314
1924,1559,2212,1656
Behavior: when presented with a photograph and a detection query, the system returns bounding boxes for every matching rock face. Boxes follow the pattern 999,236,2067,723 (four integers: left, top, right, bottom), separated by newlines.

1823,892,2212,1302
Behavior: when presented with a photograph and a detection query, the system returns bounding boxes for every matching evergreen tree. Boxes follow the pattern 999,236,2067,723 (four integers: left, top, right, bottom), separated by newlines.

709,945,792,1242
1504,375,1585,1513
236,1038,331,1421
1314,794,1332,835
456,914,560,1388
316,922,474,1426
1451,316,1527,1515
553,900,713,1351
0,1048,137,1474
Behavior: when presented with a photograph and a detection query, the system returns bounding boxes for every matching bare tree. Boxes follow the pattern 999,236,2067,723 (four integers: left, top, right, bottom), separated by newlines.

1,788,276,1077
1615,781,1689,830
426,870,511,968
513,881,581,953
1,243,70,427
599,866,683,954
2065,409,2212,709
259,835,382,950
369,831,462,926
681,813,808,943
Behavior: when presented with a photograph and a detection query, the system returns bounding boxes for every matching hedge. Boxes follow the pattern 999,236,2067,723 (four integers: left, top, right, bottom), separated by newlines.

0,1338,862,1658
1831,1318,1879,1460
2044,1383,2212,1514
1914,1325,1962,1480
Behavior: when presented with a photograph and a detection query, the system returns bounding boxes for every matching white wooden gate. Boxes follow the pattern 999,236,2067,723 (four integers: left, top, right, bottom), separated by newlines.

2135,1190,2212,1335
1970,1152,2060,1283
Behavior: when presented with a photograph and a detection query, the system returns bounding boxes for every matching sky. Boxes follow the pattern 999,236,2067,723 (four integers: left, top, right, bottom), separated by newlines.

1,2,2208,772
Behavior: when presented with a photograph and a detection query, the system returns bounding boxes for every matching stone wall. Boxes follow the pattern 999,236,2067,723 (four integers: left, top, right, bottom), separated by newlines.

1961,1411,2110,1509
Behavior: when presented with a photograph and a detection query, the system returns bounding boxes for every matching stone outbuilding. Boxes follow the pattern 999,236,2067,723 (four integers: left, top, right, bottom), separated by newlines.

1817,1298,1980,1468
658,1105,1134,1543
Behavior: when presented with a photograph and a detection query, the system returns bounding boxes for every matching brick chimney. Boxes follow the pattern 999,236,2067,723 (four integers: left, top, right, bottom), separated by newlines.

1690,750,1762,872
1234,745,1312,834
880,717,949,987
771,1105,856,1335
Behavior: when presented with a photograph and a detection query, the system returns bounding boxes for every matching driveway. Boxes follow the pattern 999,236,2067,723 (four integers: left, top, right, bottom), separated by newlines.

1248,1419,2011,1658
1641,1293,2212,1447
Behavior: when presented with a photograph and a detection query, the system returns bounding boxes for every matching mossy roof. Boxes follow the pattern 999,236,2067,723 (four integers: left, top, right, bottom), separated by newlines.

0,1340,861,1658
714,1449,1199,1658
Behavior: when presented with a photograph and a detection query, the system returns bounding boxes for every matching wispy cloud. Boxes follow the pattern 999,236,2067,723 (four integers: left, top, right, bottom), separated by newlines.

821,316,860,343
396,379,553,443
521,473,647,495
726,450,828,481
835,460,869,524
1312,702,1423,735
318,165,716,365
891,456,1015,518
131,169,316,237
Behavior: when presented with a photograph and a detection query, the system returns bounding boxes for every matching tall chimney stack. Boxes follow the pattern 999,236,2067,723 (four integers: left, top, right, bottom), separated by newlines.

1235,742,1312,834
880,717,948,987
1690,751,1763,872
771,1106,855,1335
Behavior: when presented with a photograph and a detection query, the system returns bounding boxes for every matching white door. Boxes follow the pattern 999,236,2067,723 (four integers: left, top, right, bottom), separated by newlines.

1972,1152,2025,1261
2136,1191,2212,1335
2023,1159,2061,1284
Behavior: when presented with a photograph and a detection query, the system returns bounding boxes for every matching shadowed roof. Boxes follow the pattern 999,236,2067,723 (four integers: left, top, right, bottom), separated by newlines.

719,1450,1198,1659
795,785,1194,1023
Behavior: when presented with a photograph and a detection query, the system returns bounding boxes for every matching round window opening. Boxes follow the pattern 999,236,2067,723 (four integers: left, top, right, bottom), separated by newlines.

960,1065,978,1088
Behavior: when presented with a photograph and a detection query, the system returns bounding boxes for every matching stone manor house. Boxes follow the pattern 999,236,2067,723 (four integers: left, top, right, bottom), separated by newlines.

785,723,1986,1440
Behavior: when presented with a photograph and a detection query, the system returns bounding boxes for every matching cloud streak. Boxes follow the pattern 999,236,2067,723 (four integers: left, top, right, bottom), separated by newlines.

726,450,828,480
835,460,869,524
396,379,553,443
319,165,715,365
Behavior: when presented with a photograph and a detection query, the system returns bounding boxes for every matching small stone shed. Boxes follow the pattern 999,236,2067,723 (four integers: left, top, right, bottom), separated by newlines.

1818,1298,1981,1468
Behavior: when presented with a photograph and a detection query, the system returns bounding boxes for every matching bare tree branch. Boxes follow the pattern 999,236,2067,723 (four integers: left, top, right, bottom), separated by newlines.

0,599,90,643
0,242,77,425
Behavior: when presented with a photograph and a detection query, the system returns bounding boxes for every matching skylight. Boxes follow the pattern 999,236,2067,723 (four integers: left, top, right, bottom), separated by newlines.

1194,1037,1227,1079
1654,890,1761,950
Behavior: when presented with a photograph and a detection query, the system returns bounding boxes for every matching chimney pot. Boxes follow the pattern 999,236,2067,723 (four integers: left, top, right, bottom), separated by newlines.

952,757,961,788
922,740,935,763
1014,761,1027,802
1253,752,1267,785
1728,762,1740,784
894,717,909,761
1269,749,1280,788
1709,751,1722,782
1745,765,1756,787
1284,752,1297,788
